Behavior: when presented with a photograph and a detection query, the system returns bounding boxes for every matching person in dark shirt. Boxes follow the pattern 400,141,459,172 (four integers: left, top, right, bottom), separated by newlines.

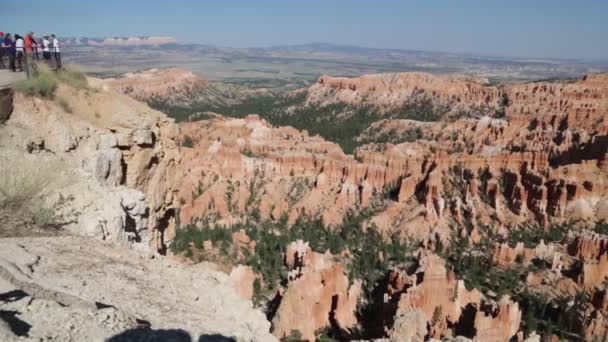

0,32,5,69
3,33,16,72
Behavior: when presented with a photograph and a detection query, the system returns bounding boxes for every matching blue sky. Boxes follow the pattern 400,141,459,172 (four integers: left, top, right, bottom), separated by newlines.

2,0,607,59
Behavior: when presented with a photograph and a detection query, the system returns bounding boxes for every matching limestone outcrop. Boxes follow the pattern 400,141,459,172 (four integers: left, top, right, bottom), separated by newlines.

310,72,502,116
379,253,522,341
272,241,361,341
473,297,522,342
582,287,608,340
308,72,608,126
568,231,608,289
228,265,258,301
1,78,180,252
105,68,276,119
106,68,208,103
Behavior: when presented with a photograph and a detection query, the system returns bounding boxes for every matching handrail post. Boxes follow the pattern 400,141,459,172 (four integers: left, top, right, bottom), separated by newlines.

24,52,31,79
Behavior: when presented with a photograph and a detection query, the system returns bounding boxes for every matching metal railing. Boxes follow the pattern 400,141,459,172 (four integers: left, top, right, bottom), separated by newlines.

0,40,62,79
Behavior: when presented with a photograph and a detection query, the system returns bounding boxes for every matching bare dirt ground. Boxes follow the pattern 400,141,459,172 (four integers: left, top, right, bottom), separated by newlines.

0,210,64,238
0,234,276,341
0,70,26,89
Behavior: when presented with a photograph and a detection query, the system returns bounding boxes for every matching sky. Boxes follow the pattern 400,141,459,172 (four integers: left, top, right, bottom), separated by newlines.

1,0,607,60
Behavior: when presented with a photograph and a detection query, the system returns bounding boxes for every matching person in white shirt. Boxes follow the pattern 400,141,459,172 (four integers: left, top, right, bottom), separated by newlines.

42,35,51,66
51,34,61,69
14,34,24,72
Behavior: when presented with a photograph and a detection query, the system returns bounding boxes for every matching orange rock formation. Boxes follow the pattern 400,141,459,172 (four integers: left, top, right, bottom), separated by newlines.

272,241,361,341
106,68,208,102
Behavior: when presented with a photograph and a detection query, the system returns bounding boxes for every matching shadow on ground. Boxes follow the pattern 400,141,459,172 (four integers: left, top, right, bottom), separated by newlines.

108,328,236,342
0,310,31,336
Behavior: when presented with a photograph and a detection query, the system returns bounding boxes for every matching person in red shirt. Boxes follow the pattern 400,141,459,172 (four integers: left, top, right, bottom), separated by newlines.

24,32,38,76
31,33,40,60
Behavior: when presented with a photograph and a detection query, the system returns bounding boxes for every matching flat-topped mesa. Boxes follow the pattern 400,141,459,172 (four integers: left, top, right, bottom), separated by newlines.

88,36,177,46
106,68,208,102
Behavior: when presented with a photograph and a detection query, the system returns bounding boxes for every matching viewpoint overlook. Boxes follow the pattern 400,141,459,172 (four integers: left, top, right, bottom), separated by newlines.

1,5,608,341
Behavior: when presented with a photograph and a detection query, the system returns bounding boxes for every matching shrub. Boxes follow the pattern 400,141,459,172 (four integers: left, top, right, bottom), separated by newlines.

181,135,194,148
505,223,570,248
14,65,58,98
282,330,303,342
14,64,88,99
0,153,58,226
242,149,257,158
594,221,608,235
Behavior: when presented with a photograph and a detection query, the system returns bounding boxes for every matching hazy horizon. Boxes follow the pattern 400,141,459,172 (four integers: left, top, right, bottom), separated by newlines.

2,0,607,60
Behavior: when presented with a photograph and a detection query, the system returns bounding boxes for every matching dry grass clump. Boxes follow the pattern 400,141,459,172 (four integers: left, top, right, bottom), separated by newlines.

14,64,88,99
56,65,88,90
0,153,59,226
14,64,57,98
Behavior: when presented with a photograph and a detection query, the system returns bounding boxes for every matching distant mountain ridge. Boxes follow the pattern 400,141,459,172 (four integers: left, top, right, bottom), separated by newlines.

62,36,177,46
62,38,608,84
61,38,603,63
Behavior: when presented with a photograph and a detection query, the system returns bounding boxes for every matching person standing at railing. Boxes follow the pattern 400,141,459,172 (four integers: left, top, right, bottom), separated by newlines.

0,32,5,69
42,35,51,67
51,34,61,69
15,34,25,72
36,37,43,60
24,32,38,77
31,33,40,60
3,33,16,72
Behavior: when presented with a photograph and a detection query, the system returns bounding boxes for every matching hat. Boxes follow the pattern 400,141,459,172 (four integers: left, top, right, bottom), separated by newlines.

0,32,4,36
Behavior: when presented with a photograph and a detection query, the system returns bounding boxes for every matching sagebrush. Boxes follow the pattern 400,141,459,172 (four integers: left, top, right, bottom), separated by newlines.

14,64,88,98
